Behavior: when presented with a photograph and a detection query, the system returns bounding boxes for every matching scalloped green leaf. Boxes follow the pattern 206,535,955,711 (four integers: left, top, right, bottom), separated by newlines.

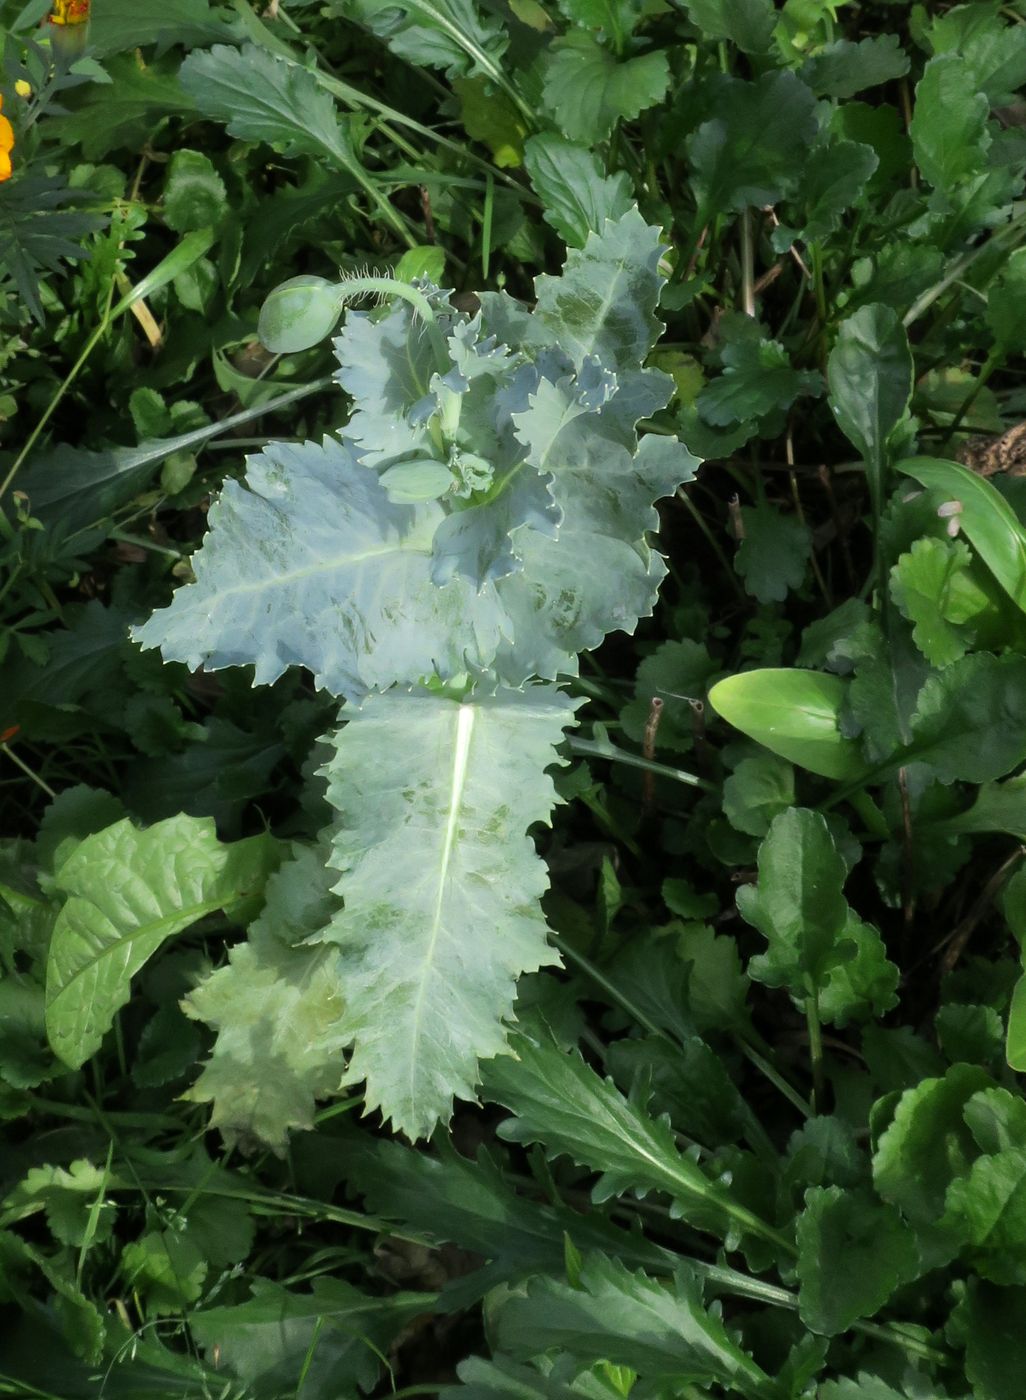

317,687,579,1140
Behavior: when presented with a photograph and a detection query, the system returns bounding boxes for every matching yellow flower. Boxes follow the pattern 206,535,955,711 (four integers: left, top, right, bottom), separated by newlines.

48,0,91,23
0,96,14,185
14,80,31,99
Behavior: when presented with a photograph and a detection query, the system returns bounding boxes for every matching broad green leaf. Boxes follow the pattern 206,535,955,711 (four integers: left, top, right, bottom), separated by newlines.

132,439,509,699
555,0,647,42
620,637,719,753
927,1,1026,103
317,688,578,1140
707,668,867,780
936,1003,1004,1068
945,1145,1026,1283
441,1357,587,1400
681,0,775,53
328,0,509,79
7,1160,118,1248
493,1254,774,1397
454,77,525,168
88,0,234,54
189,1278,429,1399
52,54,197,162
179,44,357,169
484,1026,790,1250
771,139,879,245
800,35,910,99
895,456,1026,613
733,503,813,604
161,149,226,234
1007,974,1026,1072
845,619,927,762
910,54,990,194
722,753,794,837
541,33,669,144
697,338,822,427
908,652,1026,784
956,1280,1026,1400
986,247,1026,354
678,923,751,1034
182,843,348,1153
45,817,279,1069
395,245,446,284
872,1062,993,1264
523,135,634,248
890,536,992,667
687,71,819,216
828,304,912,510
737,808,850,995
796,1187,919,1335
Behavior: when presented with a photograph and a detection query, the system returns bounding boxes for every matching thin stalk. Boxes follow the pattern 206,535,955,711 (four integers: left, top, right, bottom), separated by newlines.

735,1035,812,1119
566,736,713,791
676,488,747,601
940,349,1001,450
804,984,825,1115
739,208,755,318
1,744,56,799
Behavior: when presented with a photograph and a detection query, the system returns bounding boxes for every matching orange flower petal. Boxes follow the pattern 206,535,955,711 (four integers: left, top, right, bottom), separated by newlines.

0,151,11,183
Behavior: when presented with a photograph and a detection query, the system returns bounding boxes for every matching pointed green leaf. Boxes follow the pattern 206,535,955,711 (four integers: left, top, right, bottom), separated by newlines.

45,817,279,1069
896,456,1026,613
1007,974,1026,1072
828,305,912,498
493,1254,774,1397
484,1026,791,1251
737,809,850,996
707,669,867,780
179,44,357,168
318,688,578,1140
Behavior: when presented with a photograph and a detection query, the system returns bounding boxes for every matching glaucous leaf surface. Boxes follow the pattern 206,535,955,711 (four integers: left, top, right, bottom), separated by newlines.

132,438,508,698
317,687,579,1140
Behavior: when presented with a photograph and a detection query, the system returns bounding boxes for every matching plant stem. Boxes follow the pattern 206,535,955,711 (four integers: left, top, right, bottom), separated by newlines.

567,736,714,791
804,985,825,1114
